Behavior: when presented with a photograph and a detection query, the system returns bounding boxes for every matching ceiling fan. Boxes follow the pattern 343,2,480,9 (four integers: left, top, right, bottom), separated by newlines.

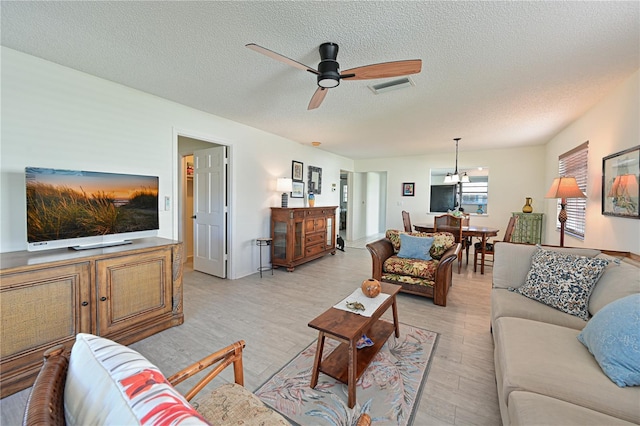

246,42,422,110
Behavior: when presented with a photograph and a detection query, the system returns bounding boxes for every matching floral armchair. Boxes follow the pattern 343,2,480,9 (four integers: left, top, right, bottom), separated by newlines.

366,230,460,306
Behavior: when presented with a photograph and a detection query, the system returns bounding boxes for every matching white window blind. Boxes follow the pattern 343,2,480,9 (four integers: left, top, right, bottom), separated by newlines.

557,142,588,239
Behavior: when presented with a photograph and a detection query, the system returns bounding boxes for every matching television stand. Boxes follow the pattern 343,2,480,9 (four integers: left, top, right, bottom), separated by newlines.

0,237,184,398
70,240,132,250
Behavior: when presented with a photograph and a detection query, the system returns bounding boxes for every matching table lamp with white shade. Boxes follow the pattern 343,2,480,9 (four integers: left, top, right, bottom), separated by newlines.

276,178,293,208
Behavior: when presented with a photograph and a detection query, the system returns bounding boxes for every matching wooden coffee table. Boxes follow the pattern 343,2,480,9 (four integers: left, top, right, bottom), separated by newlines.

308,282,401,408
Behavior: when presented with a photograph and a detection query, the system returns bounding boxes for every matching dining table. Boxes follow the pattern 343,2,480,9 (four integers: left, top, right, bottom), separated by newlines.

413,223,499,274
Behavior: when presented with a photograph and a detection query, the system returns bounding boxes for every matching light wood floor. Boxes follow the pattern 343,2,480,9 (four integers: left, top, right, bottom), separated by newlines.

0,246,501,425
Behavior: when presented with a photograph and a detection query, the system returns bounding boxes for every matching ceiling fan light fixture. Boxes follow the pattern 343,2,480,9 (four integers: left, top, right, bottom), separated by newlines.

317,60,340,88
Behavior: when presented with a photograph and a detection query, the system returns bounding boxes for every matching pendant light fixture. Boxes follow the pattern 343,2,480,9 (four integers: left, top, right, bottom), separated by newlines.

443,138,470,184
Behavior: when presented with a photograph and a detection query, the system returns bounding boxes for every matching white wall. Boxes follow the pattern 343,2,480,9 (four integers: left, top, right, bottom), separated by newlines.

0,47,354,278
543,70,640,253
355,145,547,242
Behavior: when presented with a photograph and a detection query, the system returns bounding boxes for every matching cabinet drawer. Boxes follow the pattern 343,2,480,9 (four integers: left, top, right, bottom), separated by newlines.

304,209,324,218
305,233,325,245
305,243,326,256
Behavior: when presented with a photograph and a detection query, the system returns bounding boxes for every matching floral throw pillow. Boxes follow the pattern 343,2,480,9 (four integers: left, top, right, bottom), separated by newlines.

510,247,609,320
385,230,454,260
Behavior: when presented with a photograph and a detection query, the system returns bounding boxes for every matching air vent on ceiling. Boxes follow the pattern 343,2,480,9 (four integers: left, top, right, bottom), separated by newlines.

368,77,415,95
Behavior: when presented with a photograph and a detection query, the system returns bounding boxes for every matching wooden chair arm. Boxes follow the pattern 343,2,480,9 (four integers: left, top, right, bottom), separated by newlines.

432,243,461,306
23,345,69,426
366,238,394,280
167,340,246,402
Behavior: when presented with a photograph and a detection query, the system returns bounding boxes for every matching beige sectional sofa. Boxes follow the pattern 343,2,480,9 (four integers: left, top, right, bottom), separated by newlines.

491,242,640,426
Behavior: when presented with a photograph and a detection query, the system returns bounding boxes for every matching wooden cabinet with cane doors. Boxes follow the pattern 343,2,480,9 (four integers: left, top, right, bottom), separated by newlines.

271,207,338,271
0,238,184,397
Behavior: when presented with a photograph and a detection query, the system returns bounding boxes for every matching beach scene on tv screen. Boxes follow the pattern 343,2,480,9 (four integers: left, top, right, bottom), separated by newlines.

26,168,159,242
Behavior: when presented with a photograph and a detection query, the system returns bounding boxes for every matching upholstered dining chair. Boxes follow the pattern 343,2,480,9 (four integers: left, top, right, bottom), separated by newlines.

474,215,518,272
402,210,413,232
434,214,465,273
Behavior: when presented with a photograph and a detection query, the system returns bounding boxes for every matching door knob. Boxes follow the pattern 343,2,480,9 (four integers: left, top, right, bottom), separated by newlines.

191,215,197,219
100,296,107,302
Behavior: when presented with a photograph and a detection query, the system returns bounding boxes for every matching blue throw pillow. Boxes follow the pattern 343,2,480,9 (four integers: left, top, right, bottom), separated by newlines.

397,234,434,261
577,294,640,387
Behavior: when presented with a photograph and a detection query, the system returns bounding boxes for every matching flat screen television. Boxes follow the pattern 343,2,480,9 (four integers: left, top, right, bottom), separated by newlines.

26,167,159,251
430,184,457,213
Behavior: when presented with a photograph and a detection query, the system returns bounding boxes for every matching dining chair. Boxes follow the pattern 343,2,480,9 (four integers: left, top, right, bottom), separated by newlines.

474,215,518,272
461,213,471,264
402,210,413,232
434,214,464,273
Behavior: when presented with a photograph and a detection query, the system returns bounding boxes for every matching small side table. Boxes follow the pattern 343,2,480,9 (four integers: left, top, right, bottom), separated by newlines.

256,237,273,278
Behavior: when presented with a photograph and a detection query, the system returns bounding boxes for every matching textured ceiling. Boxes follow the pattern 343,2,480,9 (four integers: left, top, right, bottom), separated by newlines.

2,1,638,159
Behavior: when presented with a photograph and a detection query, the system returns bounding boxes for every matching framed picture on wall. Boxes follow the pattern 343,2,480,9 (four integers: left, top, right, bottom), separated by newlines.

291,181,304,198
292,160,304,181
602,145,639,219
403,182,415,196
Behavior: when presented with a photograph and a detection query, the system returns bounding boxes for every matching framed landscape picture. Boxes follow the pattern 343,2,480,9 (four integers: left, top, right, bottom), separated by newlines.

602,145,639,218
291,181,304,198
292,160,304,181
403,182,415,196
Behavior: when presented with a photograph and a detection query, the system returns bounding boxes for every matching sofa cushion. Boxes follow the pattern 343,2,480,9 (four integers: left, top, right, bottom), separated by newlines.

385,229,455,260
589,254,640,316
508,391,638,426
491,288,587,331
578,294,640,387
65,333,208,426
397,234,434,260
493,243,601,290
493,317,640,424
383,255,437,281
511,247,609,320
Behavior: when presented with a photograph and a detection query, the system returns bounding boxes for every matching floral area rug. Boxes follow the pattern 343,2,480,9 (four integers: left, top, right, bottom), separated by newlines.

254,323,438,425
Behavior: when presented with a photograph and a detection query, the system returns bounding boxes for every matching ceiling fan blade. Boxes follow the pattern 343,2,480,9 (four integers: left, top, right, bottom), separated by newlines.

341,59,422,80
308,87,328,110
246,43,319,75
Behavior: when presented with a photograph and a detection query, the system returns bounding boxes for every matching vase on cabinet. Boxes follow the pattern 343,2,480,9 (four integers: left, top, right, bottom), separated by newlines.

522,197,533,213
308,192,315,207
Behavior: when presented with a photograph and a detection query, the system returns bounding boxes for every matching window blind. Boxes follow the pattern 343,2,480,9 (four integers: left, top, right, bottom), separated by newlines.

557,141,588,238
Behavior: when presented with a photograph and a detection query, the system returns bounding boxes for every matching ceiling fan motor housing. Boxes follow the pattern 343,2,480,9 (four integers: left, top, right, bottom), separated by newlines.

317,42,340,88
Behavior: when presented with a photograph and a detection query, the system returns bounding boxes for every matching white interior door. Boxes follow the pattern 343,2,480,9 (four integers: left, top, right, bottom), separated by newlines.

193,146,227,277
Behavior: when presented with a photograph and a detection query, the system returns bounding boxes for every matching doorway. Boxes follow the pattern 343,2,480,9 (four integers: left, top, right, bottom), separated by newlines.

339,171,348,240
177,135,229,278
341,170,387,247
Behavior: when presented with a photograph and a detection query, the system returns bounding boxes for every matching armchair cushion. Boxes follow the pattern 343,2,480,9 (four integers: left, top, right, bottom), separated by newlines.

398,234,434,260
192,383,288,425
383,256,438,282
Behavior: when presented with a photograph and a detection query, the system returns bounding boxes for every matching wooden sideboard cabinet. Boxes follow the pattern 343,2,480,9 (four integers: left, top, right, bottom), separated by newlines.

0,238,184,397
271,206,338,271
511,212,544,244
